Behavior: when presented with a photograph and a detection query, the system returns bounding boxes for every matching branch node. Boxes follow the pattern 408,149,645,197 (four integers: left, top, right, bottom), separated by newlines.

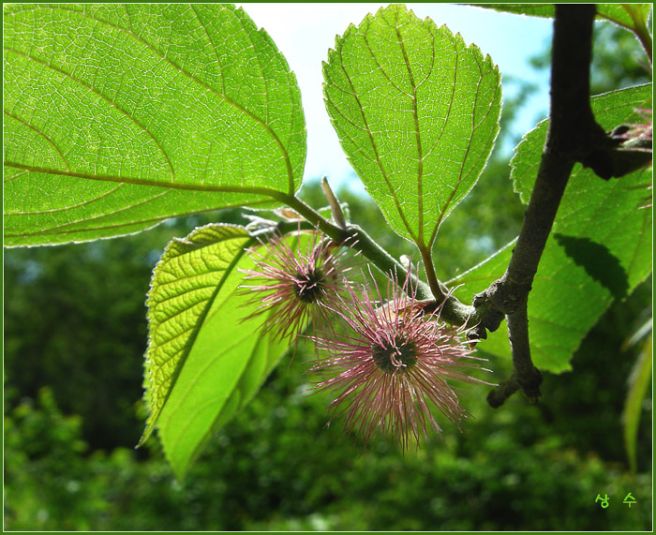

487,377,519,408
487,366,542,408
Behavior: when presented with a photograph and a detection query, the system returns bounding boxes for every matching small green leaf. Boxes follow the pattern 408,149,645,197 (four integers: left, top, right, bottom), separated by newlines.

142,224,303,477
452,85,652,373
4,4,305,246
623,330,652,473
141,224,253,445
597,4,652,31
324,4,501,247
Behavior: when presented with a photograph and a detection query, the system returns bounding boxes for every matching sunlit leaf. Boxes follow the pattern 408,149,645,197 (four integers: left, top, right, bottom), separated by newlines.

324,4,501,247
142,223,304,477
141,224,253,445
4,4,304,246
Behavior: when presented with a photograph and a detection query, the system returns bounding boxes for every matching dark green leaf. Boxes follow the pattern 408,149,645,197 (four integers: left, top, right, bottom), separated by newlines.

623,330,652,473
452,85,652,372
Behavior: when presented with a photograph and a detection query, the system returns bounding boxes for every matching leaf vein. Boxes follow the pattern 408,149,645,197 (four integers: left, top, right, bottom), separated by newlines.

5,47,177,179
5,184,125,216
335,40,416,241
4,109,71,171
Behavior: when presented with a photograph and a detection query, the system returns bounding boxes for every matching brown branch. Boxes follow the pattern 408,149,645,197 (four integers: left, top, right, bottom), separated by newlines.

477,5,603,407
487,300,542,407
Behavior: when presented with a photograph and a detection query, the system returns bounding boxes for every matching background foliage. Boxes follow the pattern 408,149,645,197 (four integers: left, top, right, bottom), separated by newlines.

3,11,652,532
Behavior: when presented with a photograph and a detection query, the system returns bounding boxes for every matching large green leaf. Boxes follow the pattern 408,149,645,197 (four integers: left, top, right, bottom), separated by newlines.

142,224,294,477
324,4,501,247
475,4,652,32
4,4,305,246
451,85,652,373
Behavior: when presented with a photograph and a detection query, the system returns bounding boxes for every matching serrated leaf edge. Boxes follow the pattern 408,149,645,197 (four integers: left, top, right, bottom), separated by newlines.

139,223,254,446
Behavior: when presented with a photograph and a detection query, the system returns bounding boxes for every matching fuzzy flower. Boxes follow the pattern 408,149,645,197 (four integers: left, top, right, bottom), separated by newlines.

241,232,343,340
610,109,653,208
312,275,487,448
613,108,652,147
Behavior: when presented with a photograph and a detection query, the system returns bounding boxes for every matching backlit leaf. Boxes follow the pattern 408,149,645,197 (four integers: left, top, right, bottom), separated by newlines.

4,4,305,246
141,224,253,445
142,223,304,477
324,4,501,247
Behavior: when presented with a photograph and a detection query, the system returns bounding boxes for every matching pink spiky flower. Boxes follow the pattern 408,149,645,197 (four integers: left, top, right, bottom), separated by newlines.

614,108,652,147
242,232,343,341
312,274,487,448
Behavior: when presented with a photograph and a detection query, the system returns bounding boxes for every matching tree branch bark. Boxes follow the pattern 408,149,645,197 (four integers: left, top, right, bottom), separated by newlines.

478,5,603,406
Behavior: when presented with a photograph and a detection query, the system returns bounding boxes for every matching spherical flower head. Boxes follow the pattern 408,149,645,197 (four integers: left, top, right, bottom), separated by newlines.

312,274,487,448
241,232,343,341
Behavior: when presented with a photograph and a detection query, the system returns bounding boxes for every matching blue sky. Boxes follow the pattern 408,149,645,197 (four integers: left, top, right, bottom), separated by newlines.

240,3,553,190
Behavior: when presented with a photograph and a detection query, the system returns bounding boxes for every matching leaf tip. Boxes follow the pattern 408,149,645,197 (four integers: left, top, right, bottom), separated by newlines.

137,425,154,449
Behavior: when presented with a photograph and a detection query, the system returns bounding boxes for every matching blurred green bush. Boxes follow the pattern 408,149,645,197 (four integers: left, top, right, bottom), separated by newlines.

4,329,651,531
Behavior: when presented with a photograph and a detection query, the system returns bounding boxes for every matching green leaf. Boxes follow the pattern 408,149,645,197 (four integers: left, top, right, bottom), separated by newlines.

474,4,652,32
4,4,305,246
142,223,298,477
597,4,652,31
141,224,252,445
623,329,652,473
451,85,652,373
323,4,501,247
